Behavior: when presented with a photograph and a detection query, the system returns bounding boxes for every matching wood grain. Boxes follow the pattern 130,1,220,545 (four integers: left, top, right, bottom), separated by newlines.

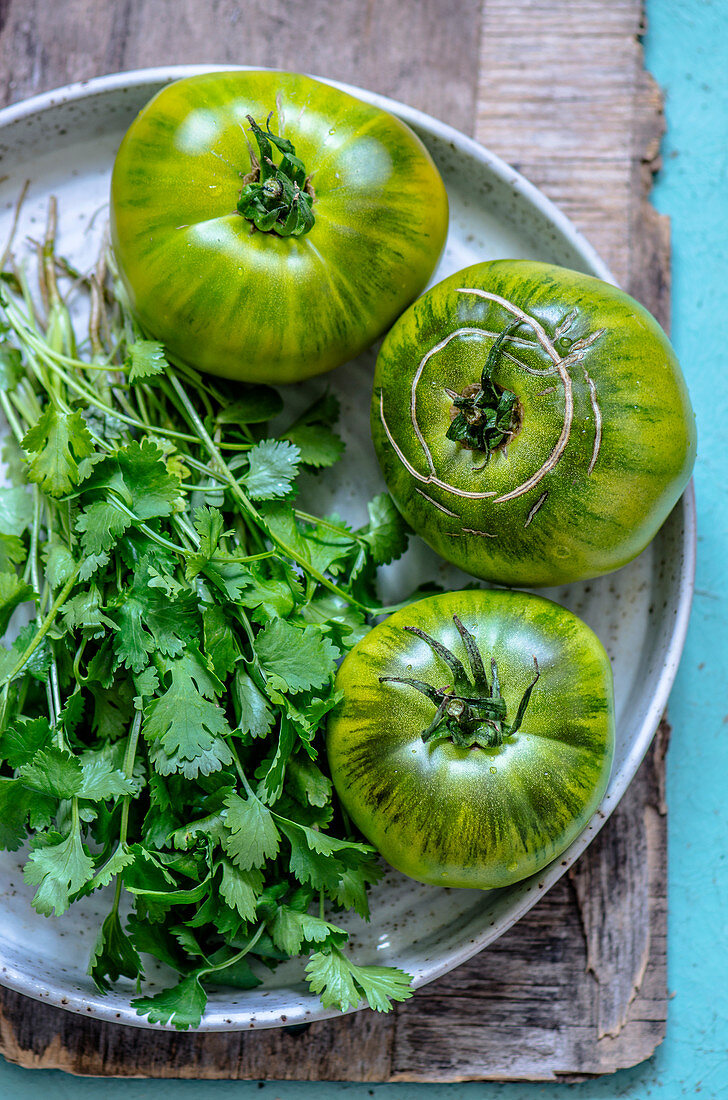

0,0,671,1082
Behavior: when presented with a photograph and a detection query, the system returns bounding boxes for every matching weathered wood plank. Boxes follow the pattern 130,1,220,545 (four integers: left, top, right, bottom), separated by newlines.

476,0,670,319
0,0,671,1082
0,728,668,1081
0,0,483,136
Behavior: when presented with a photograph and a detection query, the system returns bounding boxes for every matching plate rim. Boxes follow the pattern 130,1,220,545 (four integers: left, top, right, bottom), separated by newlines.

0,66,696,1031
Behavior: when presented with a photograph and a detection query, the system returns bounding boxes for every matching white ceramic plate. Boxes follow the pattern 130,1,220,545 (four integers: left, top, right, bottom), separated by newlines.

0,67,695,1031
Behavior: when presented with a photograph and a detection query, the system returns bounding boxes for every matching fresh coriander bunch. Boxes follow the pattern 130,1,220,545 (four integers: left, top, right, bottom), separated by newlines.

0,199,414,1028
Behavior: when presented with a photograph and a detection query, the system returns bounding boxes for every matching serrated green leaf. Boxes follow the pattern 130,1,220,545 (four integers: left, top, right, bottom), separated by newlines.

88,907,143,993
22,406,94,496
305,946,412,1013
143,652,233,779
245,439,300,500
78,757,139,801
232,667,273,739
0,571,34,633
222,790,280,870
255,620,338,694
0,715,52,768
126,339,167,382
19,746,83,799
92,844,135,890
283,424,344,468
218,858,263,921
24,825,95,916
0,486,33,536
133,971,207,1030
44,542,77,587
270,906,347,957
76,500,131,555
360,493,409,565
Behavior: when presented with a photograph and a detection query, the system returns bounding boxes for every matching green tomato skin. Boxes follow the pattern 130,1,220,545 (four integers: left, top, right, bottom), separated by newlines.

110,71,448,384
371,260,697,586
326,589,615,890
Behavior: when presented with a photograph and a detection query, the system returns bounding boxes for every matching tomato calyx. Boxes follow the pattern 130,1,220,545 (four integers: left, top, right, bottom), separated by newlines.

445,320,524,457
380,614,540,749
237,114,316,238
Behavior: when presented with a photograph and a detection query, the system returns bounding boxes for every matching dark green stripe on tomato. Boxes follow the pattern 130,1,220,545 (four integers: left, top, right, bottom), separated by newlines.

371,259,696,586
326,589,615,889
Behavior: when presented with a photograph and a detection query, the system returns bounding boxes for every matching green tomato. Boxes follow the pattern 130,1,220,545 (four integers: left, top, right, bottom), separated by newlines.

371,260,696,586
326,589,615,890
110,71,448,384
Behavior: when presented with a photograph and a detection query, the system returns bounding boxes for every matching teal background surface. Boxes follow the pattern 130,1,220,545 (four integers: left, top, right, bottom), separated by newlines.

1,0,726,1095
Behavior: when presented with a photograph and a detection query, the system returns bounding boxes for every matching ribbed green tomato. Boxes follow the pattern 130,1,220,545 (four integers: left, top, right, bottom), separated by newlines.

371,260,696,586
326,589,614,890
110,71,448,384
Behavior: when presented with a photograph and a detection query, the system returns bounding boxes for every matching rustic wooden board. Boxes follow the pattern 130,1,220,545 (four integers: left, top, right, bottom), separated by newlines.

0,0,671,1082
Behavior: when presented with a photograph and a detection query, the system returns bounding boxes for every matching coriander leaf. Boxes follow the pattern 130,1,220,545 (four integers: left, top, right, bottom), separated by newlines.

203,605,238,679
305,946,412,1013
22,406,94,496
126,339,167,382
0,343,22,391
278,820,345,891
296,516,357,577
208,954,260,990
270,906,348,957
62,589,116,637
44,542,77,587
75,500,131,555
245,438,300,500
215,385,282,424
329,859,384,920
192,506,224,555
0,715,52,768
133,971,207,1030
0,571,34,633
92,844,135,890
0,486,33,536
143,652,233,779
283,424,344,468
112,568,199,673
218,858,263,921
0,533,26,572
79,551,110,581
133,665,159,705
24,825,95,916
79,757,139,801
0,778,38,850
256,717,296,804
286,756,333,808
304,946,359,1012
82,439,181,527
238,567,298,623
88,908,143,992
255,620,338,694
232,667,273,739
19,746,83,800
360,492,409,565
222,790,280,870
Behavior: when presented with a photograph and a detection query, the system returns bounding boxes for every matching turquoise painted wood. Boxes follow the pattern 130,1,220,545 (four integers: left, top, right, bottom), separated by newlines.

0,1,724,1095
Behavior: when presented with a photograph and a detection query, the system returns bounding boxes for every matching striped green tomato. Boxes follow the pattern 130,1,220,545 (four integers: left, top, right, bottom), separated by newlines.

326,589,615,889
110,71,448,384
371,260,696,586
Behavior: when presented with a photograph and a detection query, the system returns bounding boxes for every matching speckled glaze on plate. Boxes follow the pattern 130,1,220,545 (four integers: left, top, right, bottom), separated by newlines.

0,67,695,1031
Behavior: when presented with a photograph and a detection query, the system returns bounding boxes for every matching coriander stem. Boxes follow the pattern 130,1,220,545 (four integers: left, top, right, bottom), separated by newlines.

198,923,266,979
0,561,82,687
165,371,374,613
